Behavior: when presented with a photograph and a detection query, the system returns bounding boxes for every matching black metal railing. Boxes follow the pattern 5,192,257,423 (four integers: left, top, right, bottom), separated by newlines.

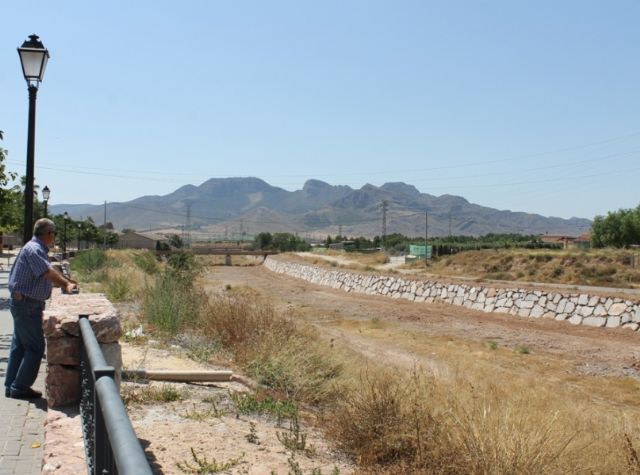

79,314,153,475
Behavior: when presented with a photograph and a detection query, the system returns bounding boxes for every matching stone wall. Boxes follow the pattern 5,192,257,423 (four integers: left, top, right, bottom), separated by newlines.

264,256,640,332
43,291,123,407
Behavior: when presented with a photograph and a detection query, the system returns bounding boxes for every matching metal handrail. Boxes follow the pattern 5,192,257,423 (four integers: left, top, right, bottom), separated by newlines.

79,314,153,475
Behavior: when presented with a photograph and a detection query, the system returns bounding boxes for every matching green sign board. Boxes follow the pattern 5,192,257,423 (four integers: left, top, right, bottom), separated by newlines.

409,244,432,259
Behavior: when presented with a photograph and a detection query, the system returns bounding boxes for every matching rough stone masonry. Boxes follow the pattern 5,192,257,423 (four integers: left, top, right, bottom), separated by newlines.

43,292,123,407
264,256,640,332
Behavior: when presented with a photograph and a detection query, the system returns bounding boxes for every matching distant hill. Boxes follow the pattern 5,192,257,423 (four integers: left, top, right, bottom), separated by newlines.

50,177,591,238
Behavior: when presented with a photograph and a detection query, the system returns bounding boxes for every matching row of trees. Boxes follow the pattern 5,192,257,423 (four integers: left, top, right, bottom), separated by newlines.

591,205,640,248
253,232,311,252
324,232,556,254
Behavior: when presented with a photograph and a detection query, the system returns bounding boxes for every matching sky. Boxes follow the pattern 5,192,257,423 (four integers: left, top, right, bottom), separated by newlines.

1,1,639,220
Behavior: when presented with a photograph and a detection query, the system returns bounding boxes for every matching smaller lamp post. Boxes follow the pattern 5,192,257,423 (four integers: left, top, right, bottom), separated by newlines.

42,185,50,218
63,211,69,256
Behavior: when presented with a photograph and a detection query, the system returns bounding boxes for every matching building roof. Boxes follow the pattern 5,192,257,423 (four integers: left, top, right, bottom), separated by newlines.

119,231,168,242
539,234,576,243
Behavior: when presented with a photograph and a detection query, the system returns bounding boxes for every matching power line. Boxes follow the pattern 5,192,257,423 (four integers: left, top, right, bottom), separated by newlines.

6,130,640,184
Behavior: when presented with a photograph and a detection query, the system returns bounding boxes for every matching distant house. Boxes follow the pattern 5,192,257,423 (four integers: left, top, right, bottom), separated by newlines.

117,232,169,250
569,232,591,250
539,234,593,249
539,234,575,248
0,233,21,250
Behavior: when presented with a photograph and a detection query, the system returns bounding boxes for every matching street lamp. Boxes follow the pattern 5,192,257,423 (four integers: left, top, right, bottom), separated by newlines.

63,211,69,255
18,34,49,244
42,185,50,218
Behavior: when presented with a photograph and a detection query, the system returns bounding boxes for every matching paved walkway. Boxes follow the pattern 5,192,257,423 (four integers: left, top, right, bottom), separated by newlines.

0,254,46,475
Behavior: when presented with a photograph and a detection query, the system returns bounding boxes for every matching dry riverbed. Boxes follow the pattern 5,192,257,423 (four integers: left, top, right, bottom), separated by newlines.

121,263,640,473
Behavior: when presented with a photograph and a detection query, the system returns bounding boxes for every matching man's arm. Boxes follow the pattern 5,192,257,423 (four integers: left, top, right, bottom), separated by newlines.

44,268,77,294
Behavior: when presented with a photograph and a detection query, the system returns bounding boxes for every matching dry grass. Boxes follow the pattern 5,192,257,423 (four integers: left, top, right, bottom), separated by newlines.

323,359,640,474
192,279,640,473
197,291,343,405
72,249,154,300
410,248,640,289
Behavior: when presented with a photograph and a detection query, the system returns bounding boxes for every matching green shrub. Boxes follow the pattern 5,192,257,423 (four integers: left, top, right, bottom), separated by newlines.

168,251,198,273
132,251,159,274
143,271,204,335
71,249,107,274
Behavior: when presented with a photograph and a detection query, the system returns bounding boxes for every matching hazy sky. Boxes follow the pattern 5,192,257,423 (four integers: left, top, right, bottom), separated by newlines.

1,1,639,220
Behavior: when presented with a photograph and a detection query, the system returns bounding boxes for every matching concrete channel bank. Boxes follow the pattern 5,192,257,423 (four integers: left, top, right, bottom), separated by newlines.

264,256,640,332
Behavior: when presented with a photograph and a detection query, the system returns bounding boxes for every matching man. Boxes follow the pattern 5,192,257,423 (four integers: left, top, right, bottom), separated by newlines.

5,218,76,399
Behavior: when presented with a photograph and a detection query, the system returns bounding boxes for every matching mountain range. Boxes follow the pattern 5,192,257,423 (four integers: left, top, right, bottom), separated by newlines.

50,177,591,238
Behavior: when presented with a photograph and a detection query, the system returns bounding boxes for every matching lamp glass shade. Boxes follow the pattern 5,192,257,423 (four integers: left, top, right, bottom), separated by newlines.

17,35,49,84
42,186,50,201
64,212,69,220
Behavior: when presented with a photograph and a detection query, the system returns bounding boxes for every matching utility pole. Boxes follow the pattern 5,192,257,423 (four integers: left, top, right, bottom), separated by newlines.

338,223,342,239
240,219,244,243
381,200,388,250
186,203,192,248
425,210,428,265
449,213,453,256
102,201,107,248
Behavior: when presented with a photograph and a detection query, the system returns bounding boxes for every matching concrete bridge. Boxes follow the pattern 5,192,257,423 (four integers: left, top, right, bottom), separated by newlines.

158,247,279,265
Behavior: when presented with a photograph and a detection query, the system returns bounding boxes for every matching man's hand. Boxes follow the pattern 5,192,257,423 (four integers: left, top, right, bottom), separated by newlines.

65,281,77,294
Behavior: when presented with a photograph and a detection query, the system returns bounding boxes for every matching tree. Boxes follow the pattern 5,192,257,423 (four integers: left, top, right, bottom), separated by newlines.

253,232,273,250
591,205,640,248
167,234,184,248
0,133,22,233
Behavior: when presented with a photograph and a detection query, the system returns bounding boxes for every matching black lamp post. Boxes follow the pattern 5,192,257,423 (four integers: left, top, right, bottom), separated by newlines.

18,34,49,244
63,211,69,255
42,185,50,218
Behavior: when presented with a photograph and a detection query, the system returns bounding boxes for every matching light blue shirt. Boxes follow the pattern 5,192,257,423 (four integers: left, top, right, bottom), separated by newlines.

8,237,53,301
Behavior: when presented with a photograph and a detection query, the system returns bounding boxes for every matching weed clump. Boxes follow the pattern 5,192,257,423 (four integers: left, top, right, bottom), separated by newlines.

132,251,159,274
198,293,343,404
142,256,206,335
122,383,185,406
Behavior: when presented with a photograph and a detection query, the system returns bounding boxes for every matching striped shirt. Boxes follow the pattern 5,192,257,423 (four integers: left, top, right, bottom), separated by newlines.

8,237,53,301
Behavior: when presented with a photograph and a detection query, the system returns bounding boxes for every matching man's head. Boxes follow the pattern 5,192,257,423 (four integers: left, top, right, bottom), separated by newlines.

33,218,57,246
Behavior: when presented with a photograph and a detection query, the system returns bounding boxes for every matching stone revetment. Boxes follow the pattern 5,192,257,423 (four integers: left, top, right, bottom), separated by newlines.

264,256,640,332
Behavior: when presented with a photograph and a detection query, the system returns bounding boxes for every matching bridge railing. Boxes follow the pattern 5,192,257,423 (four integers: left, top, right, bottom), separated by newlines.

79,314,153,475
